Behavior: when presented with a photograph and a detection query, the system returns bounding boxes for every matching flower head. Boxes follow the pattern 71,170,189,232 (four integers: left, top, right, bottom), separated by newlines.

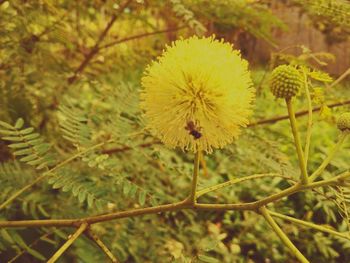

140,36,255,153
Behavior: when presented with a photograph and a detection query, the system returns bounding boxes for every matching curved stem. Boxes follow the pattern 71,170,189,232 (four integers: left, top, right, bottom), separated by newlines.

269,210,350,240
190,151,200,204
196,173,293,198
309,132,348,182
286,98,308,184
48,222,89,263
194,175,348,212
259,206,309,263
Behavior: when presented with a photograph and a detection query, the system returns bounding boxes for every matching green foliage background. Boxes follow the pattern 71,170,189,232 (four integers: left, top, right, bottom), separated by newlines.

0,0,350,262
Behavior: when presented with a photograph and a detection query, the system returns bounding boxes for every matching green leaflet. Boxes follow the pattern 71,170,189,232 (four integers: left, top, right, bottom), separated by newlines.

0,119,55,170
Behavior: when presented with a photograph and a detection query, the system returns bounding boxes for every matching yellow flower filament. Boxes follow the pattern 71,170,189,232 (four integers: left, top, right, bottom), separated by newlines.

140,36,255,153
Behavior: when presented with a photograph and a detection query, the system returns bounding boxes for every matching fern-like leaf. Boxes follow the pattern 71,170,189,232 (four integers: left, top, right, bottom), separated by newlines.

332,186,350,233
58,104,91,148
47,168,106,210
0,161,35,204
170,0,206,35
0,119,55,170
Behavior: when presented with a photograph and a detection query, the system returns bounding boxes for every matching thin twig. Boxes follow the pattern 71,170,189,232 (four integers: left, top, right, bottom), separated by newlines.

329,67,350,88
102,141,161,155
8,231,53,263
269,210,350,240
37,13,69,39
67,0,132,84
99,26,187,50
195,175,346,212
248,99,350,127
196,173,294,198
86,228,119,262
47,222,89,263
259,206,309,263
309,132,348,182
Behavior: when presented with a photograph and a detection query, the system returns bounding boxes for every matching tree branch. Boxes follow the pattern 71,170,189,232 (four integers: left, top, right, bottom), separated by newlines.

67,0,133,84
2,172,349,229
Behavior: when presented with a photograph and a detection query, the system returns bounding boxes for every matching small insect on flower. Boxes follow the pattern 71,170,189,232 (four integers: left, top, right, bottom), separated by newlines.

185,121,202,140
140,36,255,153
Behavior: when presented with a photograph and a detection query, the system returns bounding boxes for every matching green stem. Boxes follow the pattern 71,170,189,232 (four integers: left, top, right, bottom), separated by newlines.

0,142,106,211
269,211,350,240
190,151,200,204
196,173,293,198
309,132,348,182
286,98,308,184
303,69,313,168
259,206,309,263
195,175,349,212
47,222,89,263
199,151,208,177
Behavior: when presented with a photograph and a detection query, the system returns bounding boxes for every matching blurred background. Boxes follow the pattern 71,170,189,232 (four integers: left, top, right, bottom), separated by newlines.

0,0,350,262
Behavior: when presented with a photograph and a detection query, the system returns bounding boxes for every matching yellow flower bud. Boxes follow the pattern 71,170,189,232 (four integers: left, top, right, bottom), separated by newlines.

270,65,303,99
337,112,350,131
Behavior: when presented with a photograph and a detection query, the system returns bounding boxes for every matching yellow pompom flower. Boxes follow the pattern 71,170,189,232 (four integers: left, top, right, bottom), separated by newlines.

140,36,255,153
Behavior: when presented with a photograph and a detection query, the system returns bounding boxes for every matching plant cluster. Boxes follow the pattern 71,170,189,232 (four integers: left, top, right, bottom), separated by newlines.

1,0,350,262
